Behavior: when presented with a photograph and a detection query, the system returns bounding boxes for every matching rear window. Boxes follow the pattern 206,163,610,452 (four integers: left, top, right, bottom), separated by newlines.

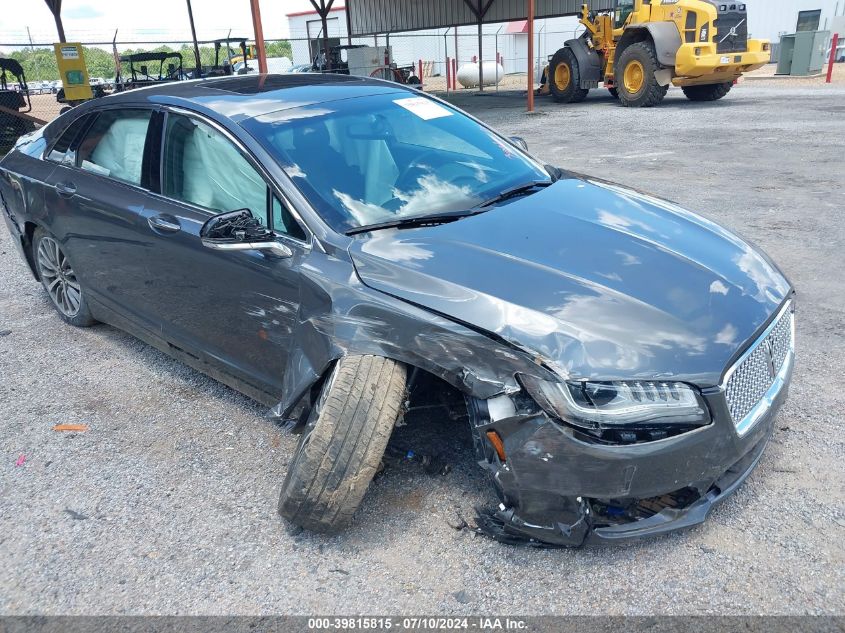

46,114,91,164
76,109,152,185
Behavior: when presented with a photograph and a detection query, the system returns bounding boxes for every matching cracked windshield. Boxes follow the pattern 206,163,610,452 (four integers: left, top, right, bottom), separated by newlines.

243,92,549,232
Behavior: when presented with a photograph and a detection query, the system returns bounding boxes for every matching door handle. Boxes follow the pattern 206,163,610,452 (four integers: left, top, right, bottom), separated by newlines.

54,182,76,198
148,214,181,233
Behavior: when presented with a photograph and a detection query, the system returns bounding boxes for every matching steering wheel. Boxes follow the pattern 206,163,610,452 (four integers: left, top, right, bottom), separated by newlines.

394,150,441,192
383,156,484,213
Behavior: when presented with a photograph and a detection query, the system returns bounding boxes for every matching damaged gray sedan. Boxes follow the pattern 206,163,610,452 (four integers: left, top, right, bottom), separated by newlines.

0,75,794,546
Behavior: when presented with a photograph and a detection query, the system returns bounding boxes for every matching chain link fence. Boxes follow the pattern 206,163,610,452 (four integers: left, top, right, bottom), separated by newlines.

283,28,580,92
0,27,581,152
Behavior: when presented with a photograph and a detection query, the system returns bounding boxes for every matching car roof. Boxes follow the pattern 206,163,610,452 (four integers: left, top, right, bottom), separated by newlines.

97,74,413,123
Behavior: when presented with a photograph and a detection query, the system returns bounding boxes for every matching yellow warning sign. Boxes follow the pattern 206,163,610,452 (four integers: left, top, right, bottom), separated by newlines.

54,43,93,102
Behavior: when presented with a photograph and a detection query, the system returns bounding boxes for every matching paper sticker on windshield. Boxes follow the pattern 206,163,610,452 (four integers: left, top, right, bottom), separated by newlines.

394,97,452,120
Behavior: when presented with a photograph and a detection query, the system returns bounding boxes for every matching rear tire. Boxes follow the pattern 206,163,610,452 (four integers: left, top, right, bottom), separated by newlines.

279,355,407,533
548,47,589,104
32,228,96,327
682,82,733,101
615,41,668,107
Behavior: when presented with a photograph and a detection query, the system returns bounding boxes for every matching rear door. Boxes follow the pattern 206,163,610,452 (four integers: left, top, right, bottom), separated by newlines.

44,107,160,331
135,109,310,400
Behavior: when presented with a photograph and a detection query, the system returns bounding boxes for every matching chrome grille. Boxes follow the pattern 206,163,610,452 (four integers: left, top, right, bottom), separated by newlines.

724,304,793,430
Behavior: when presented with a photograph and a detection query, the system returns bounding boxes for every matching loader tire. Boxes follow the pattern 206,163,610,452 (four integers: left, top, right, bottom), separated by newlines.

682,82,733,101
548,47,589,103
279,355,407,533
615,41,668,107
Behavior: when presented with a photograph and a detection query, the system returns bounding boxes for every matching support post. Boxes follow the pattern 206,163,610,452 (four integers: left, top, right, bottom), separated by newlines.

345,2,353,45
249,0,268,73
527,0,535,112
309,0,335,70
186,0,202,77
44,0,67,42
478,10,484,91
827,33,839,83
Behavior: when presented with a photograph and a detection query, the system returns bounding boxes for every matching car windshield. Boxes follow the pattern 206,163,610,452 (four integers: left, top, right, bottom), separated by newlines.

242,92,550,233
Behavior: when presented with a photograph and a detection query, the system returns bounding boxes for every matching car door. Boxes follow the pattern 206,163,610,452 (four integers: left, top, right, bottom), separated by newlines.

43,107,161,333
137,109,310,400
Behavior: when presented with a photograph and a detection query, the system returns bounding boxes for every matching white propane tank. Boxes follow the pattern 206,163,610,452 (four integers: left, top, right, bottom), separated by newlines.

456,61,504,88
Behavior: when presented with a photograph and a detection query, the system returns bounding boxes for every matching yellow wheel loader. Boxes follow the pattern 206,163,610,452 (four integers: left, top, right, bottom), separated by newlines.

546,0,771,107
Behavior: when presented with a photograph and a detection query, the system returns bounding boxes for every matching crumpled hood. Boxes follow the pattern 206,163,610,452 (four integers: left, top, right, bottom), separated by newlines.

349,177,792,387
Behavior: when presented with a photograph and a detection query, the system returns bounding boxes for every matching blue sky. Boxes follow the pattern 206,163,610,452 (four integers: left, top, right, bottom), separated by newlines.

0,0,319,49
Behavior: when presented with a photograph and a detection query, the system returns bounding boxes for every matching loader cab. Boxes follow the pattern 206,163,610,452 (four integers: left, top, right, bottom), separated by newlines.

615,0,635,28
614,0,650,29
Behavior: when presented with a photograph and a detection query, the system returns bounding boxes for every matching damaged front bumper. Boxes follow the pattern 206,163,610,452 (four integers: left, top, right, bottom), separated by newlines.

470,352,793,547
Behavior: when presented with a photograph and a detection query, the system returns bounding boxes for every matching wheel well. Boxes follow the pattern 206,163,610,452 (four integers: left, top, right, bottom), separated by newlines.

286,358,468,432
614,28,652,66
22,221,40,280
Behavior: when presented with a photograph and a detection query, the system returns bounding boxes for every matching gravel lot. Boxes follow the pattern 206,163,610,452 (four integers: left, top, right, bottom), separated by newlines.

1,81,844,616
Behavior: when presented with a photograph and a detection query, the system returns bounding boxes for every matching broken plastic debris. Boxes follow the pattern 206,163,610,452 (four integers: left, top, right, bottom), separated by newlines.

53,424,89,432
15,454,25,467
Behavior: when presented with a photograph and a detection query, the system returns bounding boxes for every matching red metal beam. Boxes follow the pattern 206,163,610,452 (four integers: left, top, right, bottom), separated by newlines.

827,33,839,84
249,0,268,73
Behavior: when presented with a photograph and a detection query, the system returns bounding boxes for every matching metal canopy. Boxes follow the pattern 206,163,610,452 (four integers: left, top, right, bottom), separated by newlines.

346,0,613,35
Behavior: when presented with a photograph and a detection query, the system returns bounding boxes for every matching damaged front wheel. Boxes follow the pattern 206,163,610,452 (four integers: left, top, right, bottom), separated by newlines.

279,355,407,533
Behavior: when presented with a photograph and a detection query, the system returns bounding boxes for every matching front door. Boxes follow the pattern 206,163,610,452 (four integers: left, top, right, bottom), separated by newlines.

137,110,309,399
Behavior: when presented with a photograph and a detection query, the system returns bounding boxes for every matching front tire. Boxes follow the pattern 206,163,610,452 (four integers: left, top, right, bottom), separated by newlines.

615,41,668,107
279,355,407,533
33,228,96,327
682,82,733,101
548,47,589,103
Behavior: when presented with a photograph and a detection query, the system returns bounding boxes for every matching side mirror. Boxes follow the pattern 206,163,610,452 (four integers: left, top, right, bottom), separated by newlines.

509,136,528,151
200,209,292,258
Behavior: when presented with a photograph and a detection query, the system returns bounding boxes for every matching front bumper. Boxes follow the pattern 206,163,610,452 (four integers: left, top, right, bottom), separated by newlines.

674,40,770,81
473,350,793,547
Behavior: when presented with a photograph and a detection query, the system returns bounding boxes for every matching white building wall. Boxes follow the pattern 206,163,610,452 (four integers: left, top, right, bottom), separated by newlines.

745,0,844,41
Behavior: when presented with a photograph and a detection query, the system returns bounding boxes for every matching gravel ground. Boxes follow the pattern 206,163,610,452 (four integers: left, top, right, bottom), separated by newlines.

1,81,844,616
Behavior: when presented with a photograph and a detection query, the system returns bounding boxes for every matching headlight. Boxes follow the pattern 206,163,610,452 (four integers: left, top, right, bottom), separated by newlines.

520,376,709,430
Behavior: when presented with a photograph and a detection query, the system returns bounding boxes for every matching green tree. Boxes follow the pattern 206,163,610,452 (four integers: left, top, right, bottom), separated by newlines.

265,40,292,59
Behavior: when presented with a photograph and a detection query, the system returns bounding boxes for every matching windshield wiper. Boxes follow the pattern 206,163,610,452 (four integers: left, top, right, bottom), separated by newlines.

475,180,552,209
345,180,553,236
345,210,479,236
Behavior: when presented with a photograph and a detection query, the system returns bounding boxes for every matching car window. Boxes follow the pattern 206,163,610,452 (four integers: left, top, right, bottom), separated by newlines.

162,113,267,221
46,114,91,164
272,195,305,240
391,110,488,158
76,109,152,185
243,93,549,233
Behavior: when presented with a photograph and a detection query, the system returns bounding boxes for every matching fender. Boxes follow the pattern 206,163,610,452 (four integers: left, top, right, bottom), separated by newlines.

617,22,683,67
564,35,602,88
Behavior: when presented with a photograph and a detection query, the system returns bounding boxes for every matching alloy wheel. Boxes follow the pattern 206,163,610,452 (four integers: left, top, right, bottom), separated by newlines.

36,236,81,317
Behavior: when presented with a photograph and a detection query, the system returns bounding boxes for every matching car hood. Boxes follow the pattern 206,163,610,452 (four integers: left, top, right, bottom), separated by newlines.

349,176,792,387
